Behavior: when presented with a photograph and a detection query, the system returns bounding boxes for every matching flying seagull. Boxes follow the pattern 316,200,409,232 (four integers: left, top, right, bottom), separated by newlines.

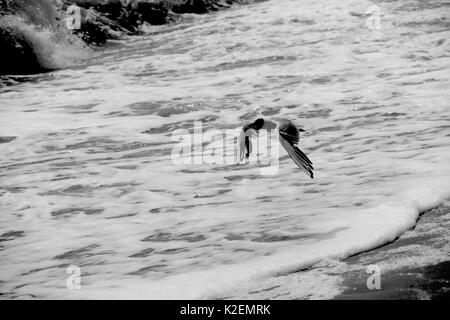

238,118,314,178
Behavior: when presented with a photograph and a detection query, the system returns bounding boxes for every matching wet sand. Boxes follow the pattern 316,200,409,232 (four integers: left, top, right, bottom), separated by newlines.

335,200,450,300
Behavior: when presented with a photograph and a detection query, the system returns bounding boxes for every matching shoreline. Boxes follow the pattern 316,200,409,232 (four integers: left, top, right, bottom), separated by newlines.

334,200,450,300
220,199,450,300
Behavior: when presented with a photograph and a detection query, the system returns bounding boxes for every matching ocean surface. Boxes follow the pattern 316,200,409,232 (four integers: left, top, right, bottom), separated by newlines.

1,0,450,299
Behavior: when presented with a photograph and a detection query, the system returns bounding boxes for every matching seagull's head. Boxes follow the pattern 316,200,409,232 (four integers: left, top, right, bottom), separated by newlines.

240,118,264,159
244,118,264,132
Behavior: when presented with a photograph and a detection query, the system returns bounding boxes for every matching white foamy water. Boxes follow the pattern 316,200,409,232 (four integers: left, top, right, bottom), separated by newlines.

1,0,450,299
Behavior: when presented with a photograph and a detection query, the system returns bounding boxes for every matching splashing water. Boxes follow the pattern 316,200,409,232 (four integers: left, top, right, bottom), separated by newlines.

0,0,89,74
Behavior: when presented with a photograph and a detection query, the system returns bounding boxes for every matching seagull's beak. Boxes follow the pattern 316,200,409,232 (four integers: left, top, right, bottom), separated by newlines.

299,128,305,132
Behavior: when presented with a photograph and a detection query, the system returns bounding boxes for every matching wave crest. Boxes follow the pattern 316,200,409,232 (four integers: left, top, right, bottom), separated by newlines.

0,0,89,75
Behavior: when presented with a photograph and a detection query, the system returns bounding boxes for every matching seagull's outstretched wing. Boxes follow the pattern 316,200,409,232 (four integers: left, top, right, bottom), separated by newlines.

279,134,314,178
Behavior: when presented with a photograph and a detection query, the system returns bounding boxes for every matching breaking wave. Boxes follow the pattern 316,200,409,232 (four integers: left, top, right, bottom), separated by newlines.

0,0,89,75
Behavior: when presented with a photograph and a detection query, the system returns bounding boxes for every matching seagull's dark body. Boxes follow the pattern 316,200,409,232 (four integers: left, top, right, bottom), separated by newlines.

239,118,314,178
